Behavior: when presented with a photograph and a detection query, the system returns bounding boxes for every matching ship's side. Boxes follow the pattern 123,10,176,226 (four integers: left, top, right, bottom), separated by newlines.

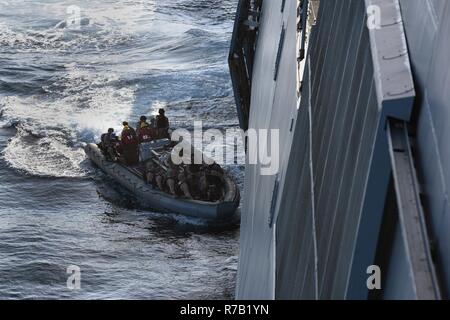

230,0,450,299
399,0,450,299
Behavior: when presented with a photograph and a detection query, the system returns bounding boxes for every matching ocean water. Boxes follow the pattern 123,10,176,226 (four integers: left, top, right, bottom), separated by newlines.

0,0,243,299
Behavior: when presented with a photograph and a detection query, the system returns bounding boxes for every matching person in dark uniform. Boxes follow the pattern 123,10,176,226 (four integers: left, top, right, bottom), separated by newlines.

199,170,209,200
155,168,165,191
120,121,139,166
177,166,193,199
149,117,157,138
207,185,220,202
207,162,224,176
100,128,118,161
184,164,201,199
165,161,177,196
198,162,225,201
155,108,170,139
145,160,157,185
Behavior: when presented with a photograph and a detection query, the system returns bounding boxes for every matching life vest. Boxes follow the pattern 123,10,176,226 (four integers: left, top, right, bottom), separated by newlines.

138,125,153,143
121,126,138,145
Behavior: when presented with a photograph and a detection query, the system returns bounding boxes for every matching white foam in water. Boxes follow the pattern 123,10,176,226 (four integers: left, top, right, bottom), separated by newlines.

0,64,135,178
0,0,241,299
3,129,87,178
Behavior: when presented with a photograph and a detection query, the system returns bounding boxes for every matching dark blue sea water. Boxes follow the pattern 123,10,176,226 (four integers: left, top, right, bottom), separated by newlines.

0,0,243,299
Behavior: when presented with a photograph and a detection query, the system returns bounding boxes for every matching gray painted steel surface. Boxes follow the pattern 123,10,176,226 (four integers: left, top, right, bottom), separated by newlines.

386,120,440,299
399,0,450,297
236,0,299,299
235,0,446,299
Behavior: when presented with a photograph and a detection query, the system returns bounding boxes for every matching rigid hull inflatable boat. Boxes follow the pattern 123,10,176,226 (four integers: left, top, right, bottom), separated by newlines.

84,143,240,221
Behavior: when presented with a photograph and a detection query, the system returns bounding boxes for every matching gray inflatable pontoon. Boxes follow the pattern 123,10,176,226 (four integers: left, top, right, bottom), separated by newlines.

84,143,240,221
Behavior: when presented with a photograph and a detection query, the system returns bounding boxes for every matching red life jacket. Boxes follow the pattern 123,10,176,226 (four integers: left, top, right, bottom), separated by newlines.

139,126,153,142
121,127,138,145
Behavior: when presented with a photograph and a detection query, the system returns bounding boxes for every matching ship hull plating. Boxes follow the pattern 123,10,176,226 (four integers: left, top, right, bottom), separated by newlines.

232,0,447,299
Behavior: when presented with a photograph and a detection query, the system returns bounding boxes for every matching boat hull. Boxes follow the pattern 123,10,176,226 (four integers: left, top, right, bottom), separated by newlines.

84,143,240,221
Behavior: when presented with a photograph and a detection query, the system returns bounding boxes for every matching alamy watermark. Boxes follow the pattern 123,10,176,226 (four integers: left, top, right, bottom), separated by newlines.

66,5,82,30
67,265,81,290
367,5,382,30
170,121,280,176
367,265,381,290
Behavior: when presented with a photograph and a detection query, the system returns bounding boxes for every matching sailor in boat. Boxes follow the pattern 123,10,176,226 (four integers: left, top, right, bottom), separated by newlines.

136,115,156,162
165,159,178,196
145,159,157,186
198,162,224,202
154,166,165,191
95,114,229,202
155,108,170,139
183,164,200,198
100,128,119,162
120,121,139,166
177,165,193,199
145,154,194,199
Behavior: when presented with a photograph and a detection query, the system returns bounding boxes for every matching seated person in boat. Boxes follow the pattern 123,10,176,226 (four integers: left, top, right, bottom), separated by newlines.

145,156,223,201
155,108,170,139
199,171,209,200
206,162,224,176
100,128,119,161
183,164,203,199
199,165,223,202
146,158,165,190
145,160,159,186
205,162,224,193
158,159,192,199
177,166,193,199
120,121,139,166
207,184,221,202
165,160,178,196
155,168,165,191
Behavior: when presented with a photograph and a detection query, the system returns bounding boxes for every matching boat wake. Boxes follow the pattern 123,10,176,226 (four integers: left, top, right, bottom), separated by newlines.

0,64,135,178
0,0,241,183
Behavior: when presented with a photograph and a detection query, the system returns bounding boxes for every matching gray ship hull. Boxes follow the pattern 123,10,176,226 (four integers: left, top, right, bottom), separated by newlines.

230,0,449,299
85,143,240,221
